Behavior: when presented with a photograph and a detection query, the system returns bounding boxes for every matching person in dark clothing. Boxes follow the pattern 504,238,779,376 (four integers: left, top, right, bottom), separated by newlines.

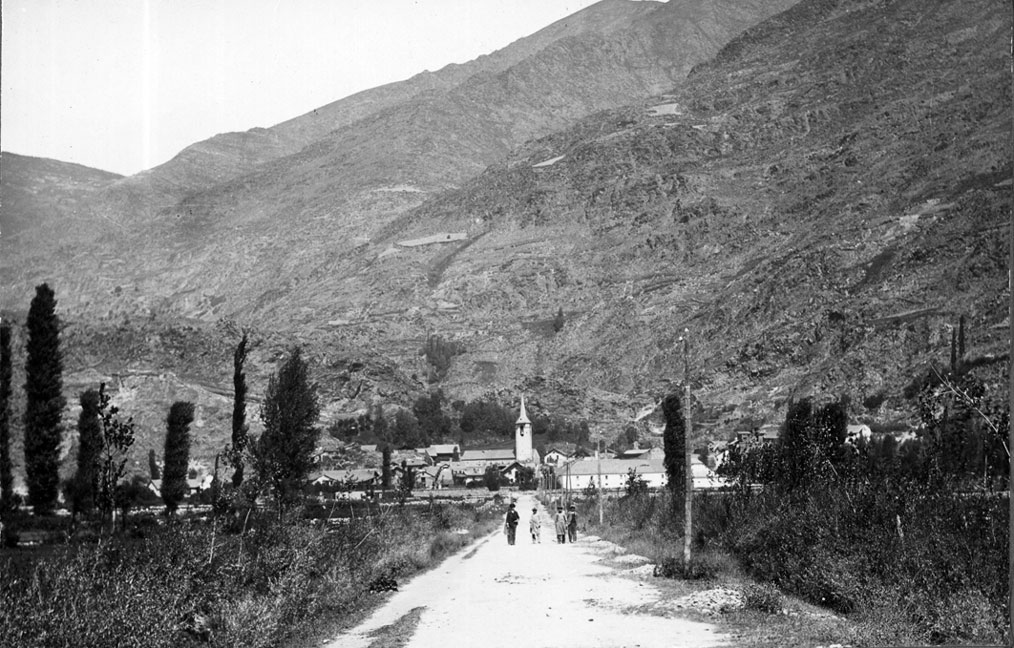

567,504,578,542
505,503,520,545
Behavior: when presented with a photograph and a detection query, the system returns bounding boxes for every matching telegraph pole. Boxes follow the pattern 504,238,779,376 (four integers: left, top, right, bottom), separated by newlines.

681,328,693,567
1007,4,1013,640
598,439,604,524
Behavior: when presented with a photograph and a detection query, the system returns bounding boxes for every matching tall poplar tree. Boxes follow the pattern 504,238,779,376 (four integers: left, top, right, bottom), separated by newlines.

72,389,102,515
162,401,195,515
253,347,319,514
24,283,65,514
231,332,249,488
0,320,13,511
662,393,686,517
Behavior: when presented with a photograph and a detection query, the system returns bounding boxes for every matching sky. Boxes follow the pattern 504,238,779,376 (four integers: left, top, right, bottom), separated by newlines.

2,0,607,177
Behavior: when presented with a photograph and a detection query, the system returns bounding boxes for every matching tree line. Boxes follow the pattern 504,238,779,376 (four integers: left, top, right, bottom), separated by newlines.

0,284,324,540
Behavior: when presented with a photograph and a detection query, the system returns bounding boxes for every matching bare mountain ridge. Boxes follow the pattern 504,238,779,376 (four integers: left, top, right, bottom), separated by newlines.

4,0,1004,473
92,0,666,219
2,0,800,324
342,0,1010,424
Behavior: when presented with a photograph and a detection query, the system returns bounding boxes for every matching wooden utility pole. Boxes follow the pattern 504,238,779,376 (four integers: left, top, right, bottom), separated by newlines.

1007,5,1013,641
597,439,604,524
681,328,693,567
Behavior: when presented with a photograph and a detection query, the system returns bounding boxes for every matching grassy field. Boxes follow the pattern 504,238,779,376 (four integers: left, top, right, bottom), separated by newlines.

0,496,503,648
569,488,1007,648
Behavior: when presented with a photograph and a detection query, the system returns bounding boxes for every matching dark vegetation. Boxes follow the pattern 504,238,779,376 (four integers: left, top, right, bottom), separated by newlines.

588,342,1009,646
23,283,64,515
163,401,195,515
0,285,503,647
0,501,501,648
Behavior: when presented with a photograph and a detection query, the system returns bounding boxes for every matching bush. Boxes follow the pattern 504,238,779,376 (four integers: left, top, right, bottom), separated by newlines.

652,548,729,581
742,583,783,613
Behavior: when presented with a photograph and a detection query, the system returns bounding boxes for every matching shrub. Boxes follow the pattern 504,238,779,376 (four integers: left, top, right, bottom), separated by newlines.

742,583,783,613
652,548,729,581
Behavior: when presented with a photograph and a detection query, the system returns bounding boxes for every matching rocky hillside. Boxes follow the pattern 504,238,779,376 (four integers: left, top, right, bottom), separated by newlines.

1,0,1009,477
377,0,1011,428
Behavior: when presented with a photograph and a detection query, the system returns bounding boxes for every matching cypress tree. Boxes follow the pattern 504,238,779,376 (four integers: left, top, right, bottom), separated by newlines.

661,393,685,514
148,449,160,480
162,401,195,515
253,347,320,514
72,389,102,515
23,283,65,514
779,398,813,491
231,332,249,488
381,445,392,491
0,321,13,511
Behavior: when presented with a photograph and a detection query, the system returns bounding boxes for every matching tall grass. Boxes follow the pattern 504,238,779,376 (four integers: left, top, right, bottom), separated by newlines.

0,501,499,648
582,483,1009,646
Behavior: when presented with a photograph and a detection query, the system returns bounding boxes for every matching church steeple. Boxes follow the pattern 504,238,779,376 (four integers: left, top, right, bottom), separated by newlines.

516,395,531,426
514,395,533,462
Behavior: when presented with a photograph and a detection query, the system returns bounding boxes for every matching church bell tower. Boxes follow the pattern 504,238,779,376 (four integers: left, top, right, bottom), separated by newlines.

515,395,533,462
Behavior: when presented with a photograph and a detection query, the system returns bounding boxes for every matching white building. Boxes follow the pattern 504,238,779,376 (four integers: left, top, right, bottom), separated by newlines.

556,456,729,491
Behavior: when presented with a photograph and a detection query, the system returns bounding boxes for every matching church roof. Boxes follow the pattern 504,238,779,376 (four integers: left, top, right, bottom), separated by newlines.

461,448,516,462
516,395,531,425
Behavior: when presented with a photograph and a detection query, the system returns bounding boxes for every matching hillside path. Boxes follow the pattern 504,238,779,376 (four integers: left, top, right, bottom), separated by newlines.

323,494,728,648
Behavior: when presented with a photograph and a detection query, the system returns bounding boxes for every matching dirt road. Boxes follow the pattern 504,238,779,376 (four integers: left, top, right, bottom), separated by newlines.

324,494,728,648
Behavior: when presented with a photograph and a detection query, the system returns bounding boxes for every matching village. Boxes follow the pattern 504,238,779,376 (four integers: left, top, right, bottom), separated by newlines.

144,394,886,508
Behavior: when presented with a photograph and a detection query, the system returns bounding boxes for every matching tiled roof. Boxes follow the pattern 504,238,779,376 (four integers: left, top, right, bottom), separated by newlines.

460,448,515,462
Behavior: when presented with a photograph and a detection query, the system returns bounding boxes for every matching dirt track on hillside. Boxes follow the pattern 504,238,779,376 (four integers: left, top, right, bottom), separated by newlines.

323,494,728,648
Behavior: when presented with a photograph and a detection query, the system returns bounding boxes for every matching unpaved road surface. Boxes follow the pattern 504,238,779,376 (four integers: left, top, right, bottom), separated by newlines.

324,495,728,648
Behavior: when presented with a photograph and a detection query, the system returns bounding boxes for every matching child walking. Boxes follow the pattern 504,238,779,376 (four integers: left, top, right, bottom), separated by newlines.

529,507,542,543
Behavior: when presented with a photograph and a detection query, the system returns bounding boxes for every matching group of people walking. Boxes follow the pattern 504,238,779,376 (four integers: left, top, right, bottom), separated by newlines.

503,502,577,545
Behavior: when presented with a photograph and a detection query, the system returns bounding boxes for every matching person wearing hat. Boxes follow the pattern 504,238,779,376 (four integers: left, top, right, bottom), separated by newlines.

529,507,542,543
504,502,520,545
554,505,568,543
567,503,578,542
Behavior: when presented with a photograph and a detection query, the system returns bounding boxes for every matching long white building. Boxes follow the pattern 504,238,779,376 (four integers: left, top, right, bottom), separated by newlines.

557,456,728,491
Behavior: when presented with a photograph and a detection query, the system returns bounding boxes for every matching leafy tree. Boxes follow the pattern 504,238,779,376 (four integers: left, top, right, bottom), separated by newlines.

96,387,136,526
114,475,150,531
516,465,537,491
459,399,514,439
162,401,195,515
0,320,13,512
392,409,425,448
328,412,372,442
483,465,503,491
552,307,565,333
230,332,249,488
71,389,102,516
625,468,648,497
413,390,451,442
576,421,591,446
421,334,461,383
624,425,639,447
252,347,320,514
23,283,65,514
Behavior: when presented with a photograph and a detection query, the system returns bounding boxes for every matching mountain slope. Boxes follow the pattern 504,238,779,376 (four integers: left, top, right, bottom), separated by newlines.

6,0,1004,471
344,0,1011,424
1,0,801,328
89,0,667,220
